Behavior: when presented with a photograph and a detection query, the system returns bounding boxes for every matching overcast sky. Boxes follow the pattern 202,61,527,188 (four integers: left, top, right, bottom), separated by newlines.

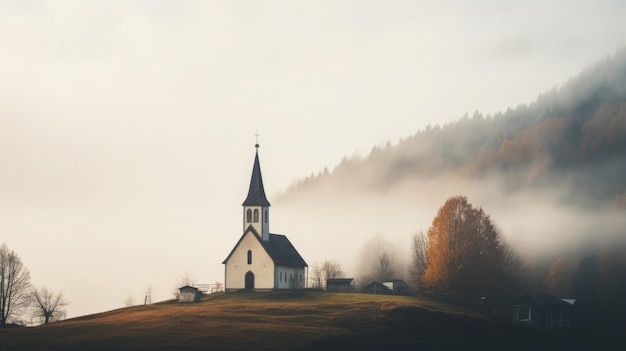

2,0,626,319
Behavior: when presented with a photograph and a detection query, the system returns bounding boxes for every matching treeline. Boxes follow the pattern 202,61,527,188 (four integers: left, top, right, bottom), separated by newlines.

411,196,626,327
280,49,626,206
542,248,626,327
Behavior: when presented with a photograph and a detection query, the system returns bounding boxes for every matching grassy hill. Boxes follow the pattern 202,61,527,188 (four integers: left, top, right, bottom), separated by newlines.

1,291,617,350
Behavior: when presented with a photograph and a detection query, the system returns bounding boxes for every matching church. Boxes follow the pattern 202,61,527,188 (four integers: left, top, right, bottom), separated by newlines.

222,143,307,291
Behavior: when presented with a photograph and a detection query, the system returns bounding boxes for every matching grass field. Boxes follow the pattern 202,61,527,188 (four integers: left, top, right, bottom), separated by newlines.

0,291,621,350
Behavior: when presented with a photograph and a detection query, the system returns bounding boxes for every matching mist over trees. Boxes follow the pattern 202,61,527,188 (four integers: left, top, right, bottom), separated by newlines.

409,231,427,289
546,249,626,327
275,50,626,327
280,49,626,206
356,235,402,285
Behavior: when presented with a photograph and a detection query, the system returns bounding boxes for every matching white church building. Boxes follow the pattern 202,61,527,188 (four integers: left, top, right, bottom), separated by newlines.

222,143,307,291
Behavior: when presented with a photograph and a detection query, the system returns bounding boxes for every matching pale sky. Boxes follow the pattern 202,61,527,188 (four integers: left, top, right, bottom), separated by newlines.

1,0,625,319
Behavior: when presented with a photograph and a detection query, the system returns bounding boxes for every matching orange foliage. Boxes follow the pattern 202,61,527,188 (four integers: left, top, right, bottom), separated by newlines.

422,196,516,300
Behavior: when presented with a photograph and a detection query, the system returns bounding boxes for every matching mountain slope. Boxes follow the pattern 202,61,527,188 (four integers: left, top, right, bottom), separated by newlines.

279,50,626,207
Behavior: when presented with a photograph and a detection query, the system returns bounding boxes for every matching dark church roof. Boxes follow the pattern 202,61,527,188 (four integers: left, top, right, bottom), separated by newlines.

263,234,307,268
222,226,307,268
242,148,271,207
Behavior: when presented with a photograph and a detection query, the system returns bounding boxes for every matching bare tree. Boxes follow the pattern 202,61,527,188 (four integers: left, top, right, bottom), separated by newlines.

310,263,323,289
374,252,396,283
124,294,135,307
289,270,304,289
321,261,344,281
172,272,195,298
31,287,67,324
0,243,32,325
410,231,428,289
144,284,153,305
357,235,398,285
310,261,344,289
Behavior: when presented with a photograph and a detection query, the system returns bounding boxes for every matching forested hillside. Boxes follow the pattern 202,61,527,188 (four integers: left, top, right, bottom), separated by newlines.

279,50,626,207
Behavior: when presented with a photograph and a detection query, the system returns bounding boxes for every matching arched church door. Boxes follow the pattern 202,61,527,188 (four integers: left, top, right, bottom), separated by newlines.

245,271,255,289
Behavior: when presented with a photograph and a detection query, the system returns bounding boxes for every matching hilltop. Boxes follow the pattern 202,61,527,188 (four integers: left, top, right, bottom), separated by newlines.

1,291,619,350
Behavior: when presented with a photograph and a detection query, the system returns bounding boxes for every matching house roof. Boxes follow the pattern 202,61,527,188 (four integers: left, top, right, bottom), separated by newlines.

242,148,271,207
222,225,307,268
511,292,573,307
179,285,198,291
363,281,391,291
383,279,407,284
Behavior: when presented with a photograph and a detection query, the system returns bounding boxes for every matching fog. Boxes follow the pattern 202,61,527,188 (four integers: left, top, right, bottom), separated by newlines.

2,1,626,320
276,171,626,282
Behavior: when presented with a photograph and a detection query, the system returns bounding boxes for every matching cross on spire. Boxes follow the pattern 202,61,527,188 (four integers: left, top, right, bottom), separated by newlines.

255,130,260,148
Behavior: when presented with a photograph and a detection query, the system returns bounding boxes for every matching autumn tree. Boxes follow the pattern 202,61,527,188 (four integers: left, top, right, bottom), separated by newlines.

31,287,67,324
545,258,575,296
0,243,32,325
422,196,519,301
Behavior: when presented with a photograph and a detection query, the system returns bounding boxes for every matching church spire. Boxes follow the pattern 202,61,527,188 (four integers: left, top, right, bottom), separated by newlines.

242,142,271,241
242,144,271,207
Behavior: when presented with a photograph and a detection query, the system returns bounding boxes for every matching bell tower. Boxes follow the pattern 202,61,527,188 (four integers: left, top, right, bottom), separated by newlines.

242,142,270,241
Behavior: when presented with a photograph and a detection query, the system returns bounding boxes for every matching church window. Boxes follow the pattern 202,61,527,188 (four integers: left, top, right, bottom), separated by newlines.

264,209,268,223
247,250,252,265
253,209,259,222
246,209,252,222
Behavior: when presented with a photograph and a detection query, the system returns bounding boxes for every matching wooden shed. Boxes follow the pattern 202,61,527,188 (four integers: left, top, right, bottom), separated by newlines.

383,280,409,295
179,285,202,303
362,282,391,294
326,278,353,292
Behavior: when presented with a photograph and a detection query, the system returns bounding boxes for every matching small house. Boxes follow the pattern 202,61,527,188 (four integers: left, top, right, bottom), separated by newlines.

179,285,202,303
383,279,409,295
326,278,353,293
362,282,391,294
511,292,579,327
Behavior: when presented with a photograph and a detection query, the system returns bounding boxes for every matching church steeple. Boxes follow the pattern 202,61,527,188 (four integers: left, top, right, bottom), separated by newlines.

242,143,270,241
242,144,271,207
